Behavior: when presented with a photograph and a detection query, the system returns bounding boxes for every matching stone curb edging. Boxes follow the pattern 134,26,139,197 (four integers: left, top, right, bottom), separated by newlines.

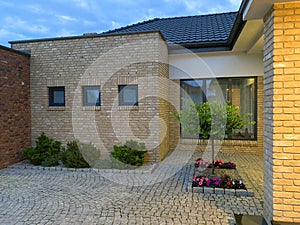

7,161,159,174
192,186,254,197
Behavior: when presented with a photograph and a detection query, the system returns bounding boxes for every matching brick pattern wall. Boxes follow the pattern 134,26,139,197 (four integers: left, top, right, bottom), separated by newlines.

157,40,171,161
264,2,300,223
169,77,264,154
263,8,275,224
12,32,169,162
0,46,30,169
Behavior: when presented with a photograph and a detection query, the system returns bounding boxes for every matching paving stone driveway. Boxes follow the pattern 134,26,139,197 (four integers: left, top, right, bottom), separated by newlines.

0,150,263,225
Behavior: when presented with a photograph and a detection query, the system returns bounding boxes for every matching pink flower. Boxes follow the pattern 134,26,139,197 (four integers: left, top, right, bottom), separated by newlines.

199,179,203,186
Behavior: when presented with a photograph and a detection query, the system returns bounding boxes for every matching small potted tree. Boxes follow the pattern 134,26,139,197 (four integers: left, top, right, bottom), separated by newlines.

173,99,254,174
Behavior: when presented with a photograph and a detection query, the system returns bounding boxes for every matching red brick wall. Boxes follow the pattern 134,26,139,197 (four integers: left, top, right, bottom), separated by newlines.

0,46,30,169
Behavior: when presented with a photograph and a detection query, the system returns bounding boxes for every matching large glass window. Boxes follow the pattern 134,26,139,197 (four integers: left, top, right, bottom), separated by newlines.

49,86,65,107
180,77,257,140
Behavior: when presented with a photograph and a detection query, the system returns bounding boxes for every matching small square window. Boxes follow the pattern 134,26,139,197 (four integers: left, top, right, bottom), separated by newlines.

119,85,138,106
83,86,101,106
49,87,65,107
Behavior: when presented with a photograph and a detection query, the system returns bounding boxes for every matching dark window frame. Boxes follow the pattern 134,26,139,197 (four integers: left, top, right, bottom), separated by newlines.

82,86,101,106
49,86,65,107
118,84,138,106
180,77,257,141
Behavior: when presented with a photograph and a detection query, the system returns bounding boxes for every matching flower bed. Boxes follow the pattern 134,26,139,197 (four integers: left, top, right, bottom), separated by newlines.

195,158,236,169
192,174,246,189
193,158,246,190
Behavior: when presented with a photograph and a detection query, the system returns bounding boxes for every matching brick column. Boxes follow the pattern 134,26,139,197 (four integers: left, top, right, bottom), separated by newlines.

264,2,300,223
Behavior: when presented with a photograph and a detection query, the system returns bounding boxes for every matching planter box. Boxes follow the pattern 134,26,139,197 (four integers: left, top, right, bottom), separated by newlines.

225,189,236,196
193,187,203,194
214,188,225,195
203,186,214,194
192,186,250,196
235,189,248,197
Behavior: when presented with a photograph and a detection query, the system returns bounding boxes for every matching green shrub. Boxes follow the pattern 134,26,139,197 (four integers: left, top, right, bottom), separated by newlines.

41,155,59,167
60,140,91,168
77,142,100,167
111,140,147,166
21,132,61,166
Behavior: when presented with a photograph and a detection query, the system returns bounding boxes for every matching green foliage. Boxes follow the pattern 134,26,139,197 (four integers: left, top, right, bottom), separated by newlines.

111,140,147,166
225,104,255,138
173,99,255,140
77,142,101,167
41,156,59,167
123,139,147,152
172,99,199,137
20,132,61,166
195,101,212,138
60,140,91,168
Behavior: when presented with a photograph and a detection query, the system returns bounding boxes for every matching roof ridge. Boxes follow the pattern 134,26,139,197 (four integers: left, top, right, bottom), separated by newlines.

102,11,238,35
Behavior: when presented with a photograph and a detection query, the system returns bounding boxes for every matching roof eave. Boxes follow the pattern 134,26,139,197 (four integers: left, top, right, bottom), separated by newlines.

168,41,230,54
227,3,247,50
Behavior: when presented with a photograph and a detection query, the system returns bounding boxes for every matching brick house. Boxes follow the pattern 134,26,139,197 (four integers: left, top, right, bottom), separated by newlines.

4,0,300,223
9,12,264,161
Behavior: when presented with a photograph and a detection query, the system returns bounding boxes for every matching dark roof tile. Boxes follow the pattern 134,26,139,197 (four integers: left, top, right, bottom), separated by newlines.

103,12,238,45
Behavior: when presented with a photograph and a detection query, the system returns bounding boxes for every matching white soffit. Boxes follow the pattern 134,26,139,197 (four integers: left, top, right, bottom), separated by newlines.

243,0,300,20
233,19,264,53
169,52,263,79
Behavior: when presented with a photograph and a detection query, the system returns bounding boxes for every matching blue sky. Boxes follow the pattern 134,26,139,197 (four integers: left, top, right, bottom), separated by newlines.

0,0,242,47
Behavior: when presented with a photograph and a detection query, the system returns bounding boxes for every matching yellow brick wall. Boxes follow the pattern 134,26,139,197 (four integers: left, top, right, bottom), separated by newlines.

12,32,170,162
265,2,300,223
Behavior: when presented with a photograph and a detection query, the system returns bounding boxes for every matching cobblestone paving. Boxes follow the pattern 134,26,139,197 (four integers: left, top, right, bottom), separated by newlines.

0,150,263,225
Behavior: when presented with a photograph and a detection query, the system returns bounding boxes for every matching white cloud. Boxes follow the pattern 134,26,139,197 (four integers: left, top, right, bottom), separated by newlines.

55,29,74,37
73,0,90,9
55,15,79,23
161,0,241,14
0,28,14,38
83,20,95,26
183,0,204,13
25,4,44,14
29,25,49,33
111,21,121,29
4,16,49,34
161,0,205,14
0,1,14,7
0,28,26,44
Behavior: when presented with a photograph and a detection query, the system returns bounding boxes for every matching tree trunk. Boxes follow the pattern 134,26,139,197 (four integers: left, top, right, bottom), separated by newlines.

211,136,215,175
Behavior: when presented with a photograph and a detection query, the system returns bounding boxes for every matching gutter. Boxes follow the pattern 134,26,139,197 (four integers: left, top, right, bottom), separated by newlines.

168,42,231,54
227,2,248,50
